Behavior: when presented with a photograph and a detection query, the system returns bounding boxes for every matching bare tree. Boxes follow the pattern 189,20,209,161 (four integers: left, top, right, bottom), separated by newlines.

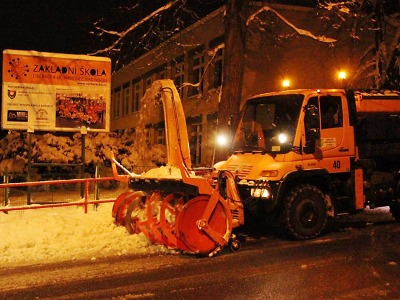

218,0,248,141
91,1,181,57
90,0,221,71
318,0,400,88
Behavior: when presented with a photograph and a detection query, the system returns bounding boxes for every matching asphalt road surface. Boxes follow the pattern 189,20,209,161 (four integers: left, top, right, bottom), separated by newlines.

1,211,399,300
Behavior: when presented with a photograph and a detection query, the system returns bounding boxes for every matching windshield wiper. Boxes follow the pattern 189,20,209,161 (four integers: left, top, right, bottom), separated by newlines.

234,145,265,154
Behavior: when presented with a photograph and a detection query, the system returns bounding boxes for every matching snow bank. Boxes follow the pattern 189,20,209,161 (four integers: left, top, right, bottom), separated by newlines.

0,128,167,176
0,203,174,267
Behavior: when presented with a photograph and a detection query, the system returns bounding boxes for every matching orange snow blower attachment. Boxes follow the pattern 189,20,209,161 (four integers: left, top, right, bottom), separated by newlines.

111,79,244,256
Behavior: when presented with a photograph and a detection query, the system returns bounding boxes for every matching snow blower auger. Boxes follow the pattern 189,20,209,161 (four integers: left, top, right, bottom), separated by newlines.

110,79,244,256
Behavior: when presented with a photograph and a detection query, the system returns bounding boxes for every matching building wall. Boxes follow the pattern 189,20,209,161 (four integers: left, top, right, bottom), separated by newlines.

243,4,373,98
110,4,374,167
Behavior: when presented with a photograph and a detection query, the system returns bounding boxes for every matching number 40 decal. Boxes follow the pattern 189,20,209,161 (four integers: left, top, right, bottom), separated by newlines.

333,160,341,169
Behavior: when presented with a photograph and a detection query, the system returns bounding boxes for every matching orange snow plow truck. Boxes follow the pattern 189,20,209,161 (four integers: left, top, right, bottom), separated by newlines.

112,79,400,256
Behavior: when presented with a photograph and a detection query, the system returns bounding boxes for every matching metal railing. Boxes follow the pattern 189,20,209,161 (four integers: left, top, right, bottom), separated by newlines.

0,177,119,213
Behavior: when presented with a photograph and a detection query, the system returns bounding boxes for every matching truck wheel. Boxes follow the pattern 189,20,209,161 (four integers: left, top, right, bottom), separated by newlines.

282,184,328,240
390,202,400,222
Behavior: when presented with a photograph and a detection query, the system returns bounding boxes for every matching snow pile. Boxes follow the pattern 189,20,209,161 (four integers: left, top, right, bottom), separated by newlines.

0,130,167,176
0,203,173,267
143,166,182,179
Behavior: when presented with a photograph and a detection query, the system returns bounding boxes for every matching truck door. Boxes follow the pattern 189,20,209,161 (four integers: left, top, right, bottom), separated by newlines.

304,93,353,173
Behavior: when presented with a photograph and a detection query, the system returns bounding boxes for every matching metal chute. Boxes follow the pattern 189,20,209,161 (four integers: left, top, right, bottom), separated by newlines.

110,80,244,256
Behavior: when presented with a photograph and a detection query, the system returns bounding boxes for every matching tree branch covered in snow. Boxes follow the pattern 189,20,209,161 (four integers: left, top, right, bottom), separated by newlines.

318,0,359,15
88,0,219,70
246,5,337,43
90,0,181,56
181,44,224,93
319,0,400,88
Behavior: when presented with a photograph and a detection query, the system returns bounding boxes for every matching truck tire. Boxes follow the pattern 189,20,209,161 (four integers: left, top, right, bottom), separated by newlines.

282,184,328,240
390,202,400,222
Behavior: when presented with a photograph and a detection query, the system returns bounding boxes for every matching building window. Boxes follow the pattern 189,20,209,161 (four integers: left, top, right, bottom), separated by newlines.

145,77,153,93
156,127,165,145
113,88,121,118
210,46,224,88
111,93,115,119
132,81,141,113
174,61,185,99
190,52,205,96
189,122,203,166
158,70,166,80
187,115,203,166
145,126,151,145
122,82,130,116
116,92,121,118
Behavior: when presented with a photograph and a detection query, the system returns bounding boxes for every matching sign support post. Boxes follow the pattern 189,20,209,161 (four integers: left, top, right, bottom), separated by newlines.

80,126,87,198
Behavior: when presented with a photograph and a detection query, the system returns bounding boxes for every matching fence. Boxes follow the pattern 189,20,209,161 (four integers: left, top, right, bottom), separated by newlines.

0,177,122,213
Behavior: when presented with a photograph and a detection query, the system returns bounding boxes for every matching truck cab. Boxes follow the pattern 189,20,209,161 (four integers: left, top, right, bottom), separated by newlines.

217,89,400,239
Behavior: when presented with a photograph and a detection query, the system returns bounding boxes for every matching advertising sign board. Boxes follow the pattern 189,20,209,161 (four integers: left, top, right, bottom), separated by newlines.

2,49,111,132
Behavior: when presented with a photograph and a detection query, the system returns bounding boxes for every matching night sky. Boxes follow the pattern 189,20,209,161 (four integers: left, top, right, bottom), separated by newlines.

1,0,129,55
0,1,320,66
0,0,228,72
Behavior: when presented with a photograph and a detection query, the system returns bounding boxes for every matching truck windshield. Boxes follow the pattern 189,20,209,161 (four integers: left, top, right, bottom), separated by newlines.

233,94,304,153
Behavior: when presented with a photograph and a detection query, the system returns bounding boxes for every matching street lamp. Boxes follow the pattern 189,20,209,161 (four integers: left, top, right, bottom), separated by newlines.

338,71,346,88
338,71,346,80
282,79,290,89
216,134,228,147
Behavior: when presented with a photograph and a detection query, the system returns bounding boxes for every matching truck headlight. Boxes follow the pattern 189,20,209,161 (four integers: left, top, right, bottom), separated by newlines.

278,133,288,144
260,170,278,177
251,188,270,198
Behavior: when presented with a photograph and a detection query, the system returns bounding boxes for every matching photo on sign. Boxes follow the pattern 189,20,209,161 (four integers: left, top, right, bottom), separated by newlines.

7,110,28,122
56,93,106,129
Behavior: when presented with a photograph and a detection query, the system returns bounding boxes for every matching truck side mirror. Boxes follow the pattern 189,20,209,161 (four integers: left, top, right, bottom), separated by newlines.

304,104,320,154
